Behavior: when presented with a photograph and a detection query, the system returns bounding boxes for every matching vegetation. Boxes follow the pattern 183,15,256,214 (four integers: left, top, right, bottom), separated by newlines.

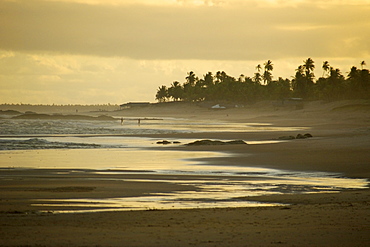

156,59,369,103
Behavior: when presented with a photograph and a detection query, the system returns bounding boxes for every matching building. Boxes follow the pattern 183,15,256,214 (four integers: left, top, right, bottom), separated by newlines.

119,102,151,109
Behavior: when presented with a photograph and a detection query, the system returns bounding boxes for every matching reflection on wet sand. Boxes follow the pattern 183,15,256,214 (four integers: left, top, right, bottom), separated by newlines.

1,163,367,214
0,117,368,214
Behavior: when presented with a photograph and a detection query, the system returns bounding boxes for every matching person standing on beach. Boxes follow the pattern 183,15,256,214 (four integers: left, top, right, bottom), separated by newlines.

120,117,123,125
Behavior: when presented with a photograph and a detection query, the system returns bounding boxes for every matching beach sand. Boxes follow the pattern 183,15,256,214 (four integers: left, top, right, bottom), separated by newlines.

0,100,369,246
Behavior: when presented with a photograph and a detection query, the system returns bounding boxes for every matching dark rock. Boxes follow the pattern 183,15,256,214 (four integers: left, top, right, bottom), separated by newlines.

280,206,291,210
225,140,247,145
277,133,313,140
296,133,306,139
185,140,224,146
6,210,25,214
296,133,313,139
277,136,295,140
172,141,181,144
303,133,313,138
185,139,247,146
156,140,171,145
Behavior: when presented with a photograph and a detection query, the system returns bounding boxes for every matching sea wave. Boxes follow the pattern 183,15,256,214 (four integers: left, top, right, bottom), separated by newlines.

0,138,109,150
0,119,180,135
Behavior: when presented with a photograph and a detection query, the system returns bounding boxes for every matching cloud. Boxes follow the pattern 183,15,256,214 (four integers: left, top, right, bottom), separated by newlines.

1,0,369,61
0,51,194,104
1,0,370,105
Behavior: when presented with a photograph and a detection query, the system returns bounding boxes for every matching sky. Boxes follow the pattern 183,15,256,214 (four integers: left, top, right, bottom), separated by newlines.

1,0,369,105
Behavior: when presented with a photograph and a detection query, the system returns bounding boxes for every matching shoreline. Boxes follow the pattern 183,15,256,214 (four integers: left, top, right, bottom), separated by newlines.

0,100,369,246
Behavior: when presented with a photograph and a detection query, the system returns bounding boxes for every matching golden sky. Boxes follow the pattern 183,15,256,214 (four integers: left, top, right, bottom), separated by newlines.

1,0,369,104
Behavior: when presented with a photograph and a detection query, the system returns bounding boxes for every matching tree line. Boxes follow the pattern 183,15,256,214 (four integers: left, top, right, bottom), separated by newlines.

155,59,369,103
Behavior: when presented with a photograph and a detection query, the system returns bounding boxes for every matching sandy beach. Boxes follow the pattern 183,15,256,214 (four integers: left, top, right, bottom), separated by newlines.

0,100,369,246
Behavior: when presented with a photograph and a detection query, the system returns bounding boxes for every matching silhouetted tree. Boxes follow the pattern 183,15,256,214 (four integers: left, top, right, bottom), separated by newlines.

292,65,306,98
256,64,262,72
303,58,315,79
322,61,330,77
320,68,345,101
203,72,214,88
347,66,370,98
361,61,366,70
263,70,272,85
357,68,370,97
168,81,183,101
348,66,358,80
264,60,273,72
253,72,262,85
266,77,291,100
200,72,215,101
263,60,273,84
186,71,197,86
155,60,369,103
156,85,168,102
291,59,315,98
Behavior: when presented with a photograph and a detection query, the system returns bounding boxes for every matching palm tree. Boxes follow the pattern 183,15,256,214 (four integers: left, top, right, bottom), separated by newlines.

168,81,183,101
253,72,262,85
263,70,272,85
296,65,305,75
303,58,315,79
361,61,366,69
215,71,222,84
264,60,273,72
156,85,168,102
185,71,197,86
329,68,344,86
203,72,214,87
322,61,330,77
348,66,358,80
263,60,273,84
292,65,306,98
256,64,262,72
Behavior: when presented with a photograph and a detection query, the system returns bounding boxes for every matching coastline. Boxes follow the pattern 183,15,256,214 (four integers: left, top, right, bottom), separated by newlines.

1,100,369,246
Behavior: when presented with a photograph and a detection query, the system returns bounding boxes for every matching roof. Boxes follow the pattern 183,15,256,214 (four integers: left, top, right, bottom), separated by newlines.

120,102,150,107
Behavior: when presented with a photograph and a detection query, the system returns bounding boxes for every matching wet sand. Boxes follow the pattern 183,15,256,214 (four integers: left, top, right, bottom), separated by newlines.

1,100,370,246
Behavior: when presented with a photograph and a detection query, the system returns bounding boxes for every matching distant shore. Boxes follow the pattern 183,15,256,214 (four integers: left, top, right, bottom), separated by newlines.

0,103,120,114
